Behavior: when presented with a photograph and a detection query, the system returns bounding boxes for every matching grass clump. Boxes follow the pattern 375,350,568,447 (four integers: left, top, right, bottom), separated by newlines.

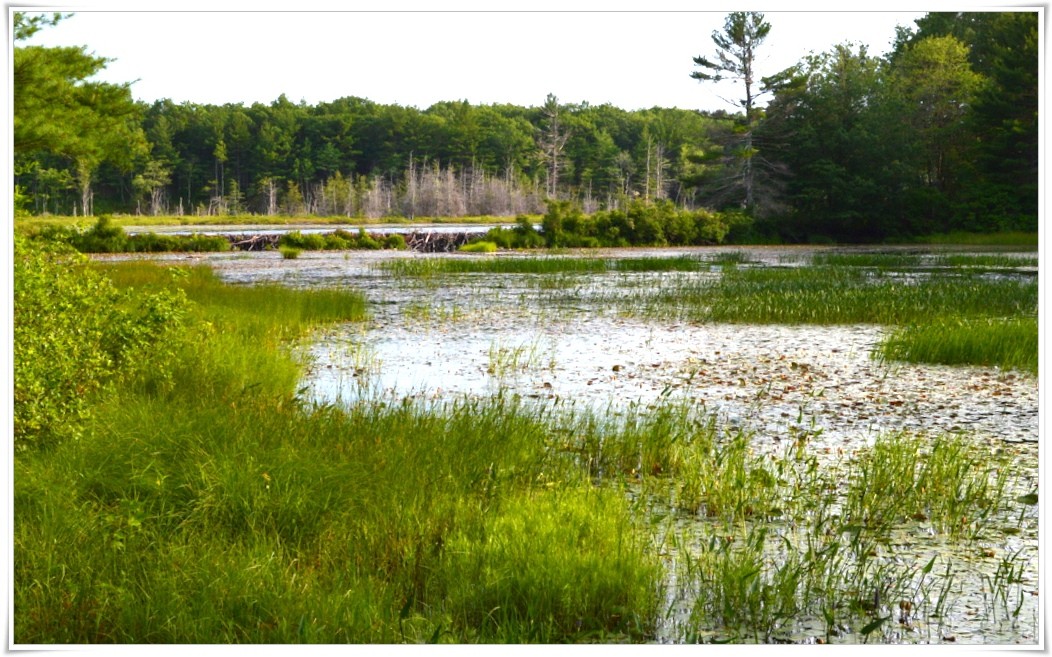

843,432,1016,536
279,245,302,259
441,486,661,642
810,252,925,269
878,317,1037,375
458,240,498,253
932,253,1038,269
657,266,1038,325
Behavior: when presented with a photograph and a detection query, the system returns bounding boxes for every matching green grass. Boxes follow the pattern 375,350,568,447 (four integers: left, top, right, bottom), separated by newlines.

878,317,1038,374
843,431,1016,536
932,254,1038,268
457,240,498,253
14,257,664,644
630,266,1037,325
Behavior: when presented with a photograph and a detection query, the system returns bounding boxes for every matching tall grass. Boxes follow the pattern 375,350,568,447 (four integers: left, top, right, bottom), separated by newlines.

14,259,664,643
629,266,1037,325
877,317,1038,374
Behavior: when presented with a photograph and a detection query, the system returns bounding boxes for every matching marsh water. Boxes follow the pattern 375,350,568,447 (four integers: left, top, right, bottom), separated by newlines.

101,244,1040,644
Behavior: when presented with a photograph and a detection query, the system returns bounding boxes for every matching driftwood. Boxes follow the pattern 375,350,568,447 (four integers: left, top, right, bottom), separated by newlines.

222,231,474,253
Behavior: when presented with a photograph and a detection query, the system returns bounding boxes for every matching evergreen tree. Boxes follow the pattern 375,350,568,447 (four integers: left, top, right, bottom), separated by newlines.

690,12,771,211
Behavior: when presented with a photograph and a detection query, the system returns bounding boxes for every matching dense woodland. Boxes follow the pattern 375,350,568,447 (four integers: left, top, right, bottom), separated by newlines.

13,11,1038,242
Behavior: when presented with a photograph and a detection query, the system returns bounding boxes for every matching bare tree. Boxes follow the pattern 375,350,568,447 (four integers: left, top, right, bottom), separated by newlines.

537,93,571,199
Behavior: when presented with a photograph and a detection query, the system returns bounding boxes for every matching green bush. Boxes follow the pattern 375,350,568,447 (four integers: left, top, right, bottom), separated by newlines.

534,200,747,249
459,240,498,253
13,236,188,449
29,216,229,253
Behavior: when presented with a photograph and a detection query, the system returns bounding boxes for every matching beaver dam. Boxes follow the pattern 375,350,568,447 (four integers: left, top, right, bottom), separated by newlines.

223,229,474,252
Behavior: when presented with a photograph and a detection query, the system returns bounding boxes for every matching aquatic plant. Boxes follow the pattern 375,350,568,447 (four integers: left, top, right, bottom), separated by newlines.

878,317,1037,374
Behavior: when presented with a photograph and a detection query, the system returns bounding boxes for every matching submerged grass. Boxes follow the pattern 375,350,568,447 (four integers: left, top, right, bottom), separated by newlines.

380,255,708,277
810,252,926,269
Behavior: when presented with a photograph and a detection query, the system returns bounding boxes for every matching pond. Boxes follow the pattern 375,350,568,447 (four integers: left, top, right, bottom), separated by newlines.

103,244,1040,644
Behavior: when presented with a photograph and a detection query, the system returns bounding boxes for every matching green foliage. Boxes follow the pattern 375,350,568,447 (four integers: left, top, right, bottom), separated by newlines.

458,240,497,253
529,199,744,249
278,228,404,251
878,317,1037,374
442,486,661,641
13,236,188,449
34,215,230,253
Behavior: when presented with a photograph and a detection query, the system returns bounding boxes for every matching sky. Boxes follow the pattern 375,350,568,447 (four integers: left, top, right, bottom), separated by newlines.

12,3,940,113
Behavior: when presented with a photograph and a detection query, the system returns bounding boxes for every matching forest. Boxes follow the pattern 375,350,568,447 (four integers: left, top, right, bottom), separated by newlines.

13,11,1039,243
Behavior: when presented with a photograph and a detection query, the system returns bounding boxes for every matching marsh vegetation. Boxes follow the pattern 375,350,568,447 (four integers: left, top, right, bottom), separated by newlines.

14,241,1038,645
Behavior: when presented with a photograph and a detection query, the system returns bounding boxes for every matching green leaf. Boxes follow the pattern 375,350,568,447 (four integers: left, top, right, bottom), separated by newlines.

860,614,890,637
1016,492,1038,505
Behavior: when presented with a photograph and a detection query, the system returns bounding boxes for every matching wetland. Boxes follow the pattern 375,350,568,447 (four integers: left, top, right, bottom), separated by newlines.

104,244,1038,644
16,240,1038,645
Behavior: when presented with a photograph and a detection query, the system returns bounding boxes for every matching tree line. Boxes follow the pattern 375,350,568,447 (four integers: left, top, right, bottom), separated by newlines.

13,11,1037,242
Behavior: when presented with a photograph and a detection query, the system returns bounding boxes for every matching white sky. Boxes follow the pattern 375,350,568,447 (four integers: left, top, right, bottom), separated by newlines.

11,2,943,113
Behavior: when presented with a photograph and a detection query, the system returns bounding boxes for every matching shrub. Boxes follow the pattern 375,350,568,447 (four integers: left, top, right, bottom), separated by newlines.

384,233,408,250
459,241,498,253
279,246,302,259
13,236,188,449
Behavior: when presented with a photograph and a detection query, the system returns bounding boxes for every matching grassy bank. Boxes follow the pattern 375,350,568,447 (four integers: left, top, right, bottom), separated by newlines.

13,240,662,643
